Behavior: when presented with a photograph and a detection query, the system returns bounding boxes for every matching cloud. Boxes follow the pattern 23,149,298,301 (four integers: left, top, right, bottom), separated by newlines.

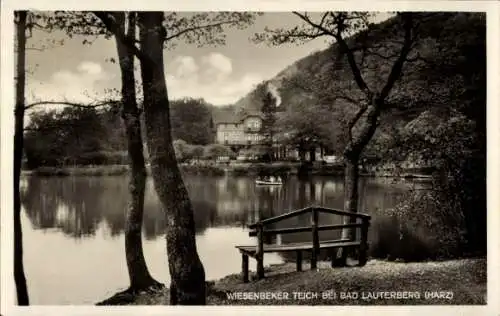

27,61,114,106
77,61,103,76
27,53,262,109
171,56,199,78
202,52,232,76
166,53,261,105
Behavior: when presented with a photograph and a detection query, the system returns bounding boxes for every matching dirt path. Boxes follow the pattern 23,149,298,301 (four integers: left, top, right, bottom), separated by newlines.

98,258,486,305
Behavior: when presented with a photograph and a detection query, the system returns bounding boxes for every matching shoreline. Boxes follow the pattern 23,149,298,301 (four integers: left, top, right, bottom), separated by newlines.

96,257,486,305
21,164,434,179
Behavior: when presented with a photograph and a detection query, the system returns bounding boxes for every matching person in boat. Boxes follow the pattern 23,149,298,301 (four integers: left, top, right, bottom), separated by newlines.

269,175,276,182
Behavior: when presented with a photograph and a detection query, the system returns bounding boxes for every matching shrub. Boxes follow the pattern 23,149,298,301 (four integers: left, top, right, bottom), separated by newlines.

190,145,205,160
180,164,225,176
370,188,468,261
32,167,71,177
203,144,236,160
173,139,192,162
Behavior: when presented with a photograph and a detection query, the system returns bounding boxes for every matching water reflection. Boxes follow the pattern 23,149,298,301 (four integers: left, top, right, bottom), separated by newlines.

21,175,415,241
20,174,422,304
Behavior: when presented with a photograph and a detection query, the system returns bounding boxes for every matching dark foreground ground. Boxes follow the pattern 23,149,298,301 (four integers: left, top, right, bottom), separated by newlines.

97,258,486,305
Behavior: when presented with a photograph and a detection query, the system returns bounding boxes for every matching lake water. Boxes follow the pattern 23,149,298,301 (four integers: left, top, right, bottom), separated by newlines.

20,174,424,305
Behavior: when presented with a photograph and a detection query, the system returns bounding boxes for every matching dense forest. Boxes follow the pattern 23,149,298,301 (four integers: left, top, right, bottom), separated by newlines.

24,98,216,168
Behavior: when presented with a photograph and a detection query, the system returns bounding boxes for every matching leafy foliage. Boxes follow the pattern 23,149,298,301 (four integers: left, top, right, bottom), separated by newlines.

163,12,262,49
23,107,124,168
202,144,236,160
277,100,343,154
170,98,214,145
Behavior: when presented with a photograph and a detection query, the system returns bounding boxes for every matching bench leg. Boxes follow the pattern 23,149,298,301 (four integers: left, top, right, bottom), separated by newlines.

359,245,368,266
242,254,249,282
296,251,302,272
256,253,265,279
332,247,348,267
311,249,317,270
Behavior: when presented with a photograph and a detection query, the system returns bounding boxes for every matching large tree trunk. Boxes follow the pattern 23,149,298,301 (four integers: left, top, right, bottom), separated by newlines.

14,10,30,305
138,12,206,305
334,101,380,267
113,12,163,293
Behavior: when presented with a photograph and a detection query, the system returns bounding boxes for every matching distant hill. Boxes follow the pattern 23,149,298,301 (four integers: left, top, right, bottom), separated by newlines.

229,12,485,129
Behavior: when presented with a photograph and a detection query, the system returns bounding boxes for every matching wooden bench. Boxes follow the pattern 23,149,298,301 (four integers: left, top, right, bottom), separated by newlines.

235,206,371,282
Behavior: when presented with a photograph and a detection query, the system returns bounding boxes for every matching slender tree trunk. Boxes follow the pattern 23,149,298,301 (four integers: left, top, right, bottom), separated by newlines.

14,10,30,305
113,12,163,293
334,101,380,267
331,13,414,266
138,12,206,305
309,147,316,162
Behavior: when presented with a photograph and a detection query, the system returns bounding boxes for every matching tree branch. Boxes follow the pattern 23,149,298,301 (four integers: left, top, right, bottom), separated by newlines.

347,103,368,142
165,19,245,42
379,13,416,101
368,49,401,60
291,12,370,95
25,47,46,51
405,51,431,63
334,34,370,94
332,94,361,105
24,100,119,111
92,11,149,63
291,11,336,37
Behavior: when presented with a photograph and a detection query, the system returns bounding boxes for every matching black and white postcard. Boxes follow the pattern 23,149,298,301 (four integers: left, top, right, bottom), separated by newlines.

1,1,498,315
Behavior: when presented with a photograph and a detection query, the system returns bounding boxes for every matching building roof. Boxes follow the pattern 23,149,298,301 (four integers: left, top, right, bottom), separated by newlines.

212,108,265,125
212,109,239,124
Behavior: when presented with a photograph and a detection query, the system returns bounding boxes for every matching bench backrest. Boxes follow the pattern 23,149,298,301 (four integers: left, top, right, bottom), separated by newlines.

249,206,370,249
248,206,371,239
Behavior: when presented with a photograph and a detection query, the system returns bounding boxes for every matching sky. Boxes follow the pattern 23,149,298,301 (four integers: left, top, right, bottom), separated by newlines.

25,12,393,108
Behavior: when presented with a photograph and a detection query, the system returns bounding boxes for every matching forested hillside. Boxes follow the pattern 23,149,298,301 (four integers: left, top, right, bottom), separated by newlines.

231,12,485,163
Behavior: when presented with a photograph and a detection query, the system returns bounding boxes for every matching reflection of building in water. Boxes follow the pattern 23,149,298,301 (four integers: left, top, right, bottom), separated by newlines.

236,180,248,196
55,204,71,226
324,180,339,192
314,182,323,203
216,178,228,191
218,200,243,213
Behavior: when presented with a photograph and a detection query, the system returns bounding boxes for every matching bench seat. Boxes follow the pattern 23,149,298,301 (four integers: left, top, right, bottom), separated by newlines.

234,206,371,282
235,239,361,258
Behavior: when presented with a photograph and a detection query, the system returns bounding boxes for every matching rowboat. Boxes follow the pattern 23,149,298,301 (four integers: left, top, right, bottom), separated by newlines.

255,179,283,185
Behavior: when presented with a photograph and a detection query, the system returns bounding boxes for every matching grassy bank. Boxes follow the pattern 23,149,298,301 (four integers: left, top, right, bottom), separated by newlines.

21,162,364,177
97,258,486,305
23,165,130,176
22,163,340,177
